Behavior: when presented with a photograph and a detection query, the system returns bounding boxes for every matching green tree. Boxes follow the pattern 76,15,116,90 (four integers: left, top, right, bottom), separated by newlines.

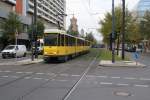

98,6,140,45
126,17,141,44
85,32,97,44
28,20,45,39
0,12,22,43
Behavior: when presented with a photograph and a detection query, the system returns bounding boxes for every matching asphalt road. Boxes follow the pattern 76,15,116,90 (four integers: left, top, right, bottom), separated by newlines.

0,49,150,100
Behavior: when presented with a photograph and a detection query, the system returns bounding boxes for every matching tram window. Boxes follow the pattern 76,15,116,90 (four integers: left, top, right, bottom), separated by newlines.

72,37,76,46
44,34,58,46
58,34,61,46
60,34,65,46
65,35,68,46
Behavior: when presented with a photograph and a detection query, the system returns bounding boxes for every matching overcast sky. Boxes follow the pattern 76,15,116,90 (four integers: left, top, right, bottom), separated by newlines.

66,0,140,42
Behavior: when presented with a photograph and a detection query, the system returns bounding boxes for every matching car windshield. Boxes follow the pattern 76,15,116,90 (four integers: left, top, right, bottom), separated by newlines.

4,46,15,50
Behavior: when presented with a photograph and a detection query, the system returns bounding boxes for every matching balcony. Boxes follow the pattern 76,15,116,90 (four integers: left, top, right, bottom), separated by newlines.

2,0,16,5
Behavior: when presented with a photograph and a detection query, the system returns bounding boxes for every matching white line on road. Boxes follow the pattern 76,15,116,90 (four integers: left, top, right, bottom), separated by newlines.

96,76,108,78
60,74,69,76
100,82,113,85
16,72,24,74
117,83,129,86
24,72,33,74
36,73,44,75
111,77,121,79
57,80,68,82
3,71,11,73
1,76,8,78
139,78,150,81
71,75,80,77
134,85,149,88
33,78,43,80
124,77,137,80
24,77,31,79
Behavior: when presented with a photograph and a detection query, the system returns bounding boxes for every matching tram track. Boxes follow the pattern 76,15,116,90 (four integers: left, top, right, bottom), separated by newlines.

12,51,98,100
0,62,59,88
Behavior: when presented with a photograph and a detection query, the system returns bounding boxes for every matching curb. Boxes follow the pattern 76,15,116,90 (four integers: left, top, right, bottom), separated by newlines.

0,59,43,66
99,60,146,68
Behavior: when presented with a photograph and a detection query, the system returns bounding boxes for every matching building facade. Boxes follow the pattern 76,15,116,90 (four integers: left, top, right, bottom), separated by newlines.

0,0,66,50
137,0,150,17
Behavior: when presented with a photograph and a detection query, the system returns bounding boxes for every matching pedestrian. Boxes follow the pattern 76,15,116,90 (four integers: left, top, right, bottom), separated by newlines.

132,46,140,65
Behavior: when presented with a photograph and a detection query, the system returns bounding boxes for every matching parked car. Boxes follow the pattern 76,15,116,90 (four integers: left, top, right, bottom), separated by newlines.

1,45,27,58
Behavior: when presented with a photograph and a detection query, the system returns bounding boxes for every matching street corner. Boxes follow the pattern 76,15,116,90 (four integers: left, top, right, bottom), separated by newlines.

99,60,147,68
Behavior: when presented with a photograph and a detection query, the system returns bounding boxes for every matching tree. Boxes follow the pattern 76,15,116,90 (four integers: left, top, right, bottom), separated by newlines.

28,20,45,39
85,32,97,44
98,6,141,45
0,12,22,43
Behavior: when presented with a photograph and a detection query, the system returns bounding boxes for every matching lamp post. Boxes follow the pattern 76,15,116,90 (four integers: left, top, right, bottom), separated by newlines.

122,0,125,60
33,0,38,59
112,0,115,63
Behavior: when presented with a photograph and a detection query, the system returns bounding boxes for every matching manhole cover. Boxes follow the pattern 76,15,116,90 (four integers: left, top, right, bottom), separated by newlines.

114,91,131,97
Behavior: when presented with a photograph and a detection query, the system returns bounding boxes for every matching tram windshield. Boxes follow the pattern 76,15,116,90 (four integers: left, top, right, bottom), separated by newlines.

44,34,58,46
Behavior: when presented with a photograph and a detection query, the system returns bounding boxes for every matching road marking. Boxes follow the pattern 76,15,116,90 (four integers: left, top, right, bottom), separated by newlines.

96,76,108,78
47,73,55,75
111,77,121,79
139,78,150,81
16,72,24,74
25,72,33,74
100,82,113,85
36,73,44,75
24,77,31,79
60,74,69,76
33,78,43,80
3,71,11,73
1,76,8,78
57,80,68,82
134,85,149,88
124,77,137,80
71,75,80,77
117,83,129,86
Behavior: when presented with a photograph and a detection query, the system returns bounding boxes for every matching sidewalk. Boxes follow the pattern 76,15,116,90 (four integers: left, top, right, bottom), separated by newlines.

0,59,43,66
99,60,146,68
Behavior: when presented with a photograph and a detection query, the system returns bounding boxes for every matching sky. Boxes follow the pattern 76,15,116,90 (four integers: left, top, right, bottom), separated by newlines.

66,0,140,42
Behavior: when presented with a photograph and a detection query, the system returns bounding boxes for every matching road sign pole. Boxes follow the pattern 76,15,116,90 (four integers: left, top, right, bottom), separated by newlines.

112,0,115,63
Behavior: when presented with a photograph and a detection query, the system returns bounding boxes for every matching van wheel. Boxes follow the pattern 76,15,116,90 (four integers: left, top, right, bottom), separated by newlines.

23,53,26,57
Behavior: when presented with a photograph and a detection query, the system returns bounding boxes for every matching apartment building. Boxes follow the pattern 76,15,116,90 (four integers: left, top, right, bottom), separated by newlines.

137,0,150,17
0,0,66,30
0,0,66,49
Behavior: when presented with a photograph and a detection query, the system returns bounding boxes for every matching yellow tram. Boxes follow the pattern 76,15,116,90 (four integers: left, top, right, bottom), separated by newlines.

43,29,91,62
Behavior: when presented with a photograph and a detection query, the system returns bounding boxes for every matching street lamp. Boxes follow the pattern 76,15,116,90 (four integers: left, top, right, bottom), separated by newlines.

112,0,115,63
33,0,38,59
122,0,125,60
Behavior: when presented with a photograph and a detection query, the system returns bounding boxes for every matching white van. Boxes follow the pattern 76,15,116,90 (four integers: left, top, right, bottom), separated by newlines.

1,45,27,58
